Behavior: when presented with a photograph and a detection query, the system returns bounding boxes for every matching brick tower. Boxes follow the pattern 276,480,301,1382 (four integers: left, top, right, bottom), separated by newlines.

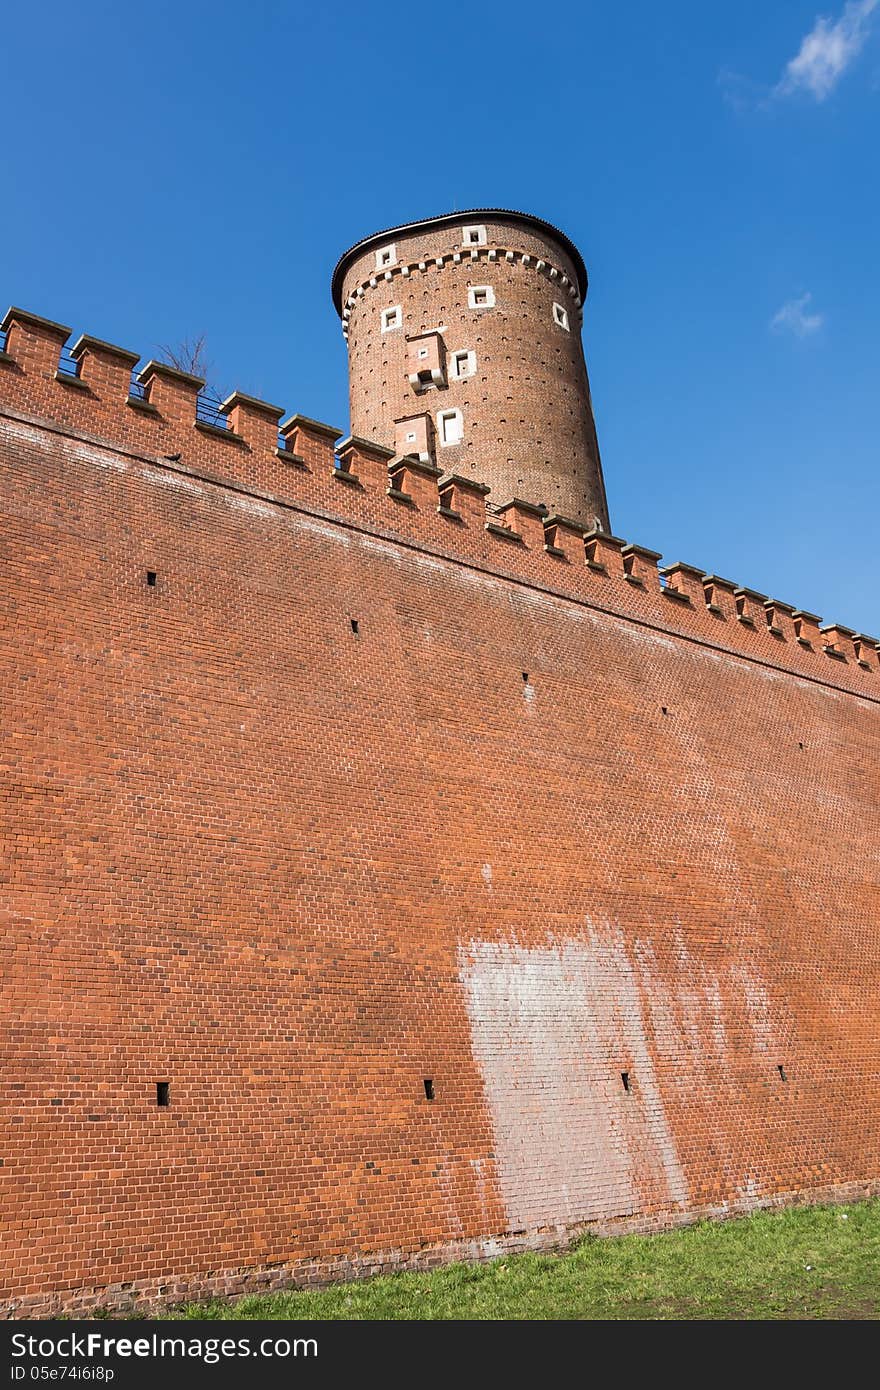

332,209,610,530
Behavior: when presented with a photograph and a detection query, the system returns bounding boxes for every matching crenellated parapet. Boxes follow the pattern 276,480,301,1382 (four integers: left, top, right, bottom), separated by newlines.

1,303,877,694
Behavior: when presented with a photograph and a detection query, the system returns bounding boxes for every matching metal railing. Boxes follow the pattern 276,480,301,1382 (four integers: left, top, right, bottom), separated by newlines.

195,388,228,430
128,372,147,401
56,345,80,378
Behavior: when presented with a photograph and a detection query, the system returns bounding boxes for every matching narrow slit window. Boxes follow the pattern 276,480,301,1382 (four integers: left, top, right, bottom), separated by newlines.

350,618,359,635
156,1081,170,1107
778,1064,787,1082
621,1071,630,1093
146,570,157,587
423,1079,435,1101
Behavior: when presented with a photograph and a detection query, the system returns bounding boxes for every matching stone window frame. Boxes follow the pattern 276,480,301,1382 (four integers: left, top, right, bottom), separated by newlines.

450,348,476,380
375,243,397,270
468,285,495,310
381,305,402,333
462,224,487,247
552,301,570,331
437,407,464,446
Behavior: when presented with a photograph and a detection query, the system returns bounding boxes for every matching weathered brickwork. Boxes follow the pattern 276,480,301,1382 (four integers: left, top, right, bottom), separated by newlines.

0,285,878,1319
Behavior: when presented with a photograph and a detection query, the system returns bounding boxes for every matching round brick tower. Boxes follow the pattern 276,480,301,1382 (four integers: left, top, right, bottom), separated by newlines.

331,209,610,529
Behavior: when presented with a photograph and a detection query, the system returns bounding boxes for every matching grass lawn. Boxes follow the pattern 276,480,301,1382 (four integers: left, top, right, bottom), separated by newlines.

174,1198,879,1320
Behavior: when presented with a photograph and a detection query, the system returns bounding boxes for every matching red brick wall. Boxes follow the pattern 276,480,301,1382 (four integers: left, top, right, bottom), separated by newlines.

1,315,878,1316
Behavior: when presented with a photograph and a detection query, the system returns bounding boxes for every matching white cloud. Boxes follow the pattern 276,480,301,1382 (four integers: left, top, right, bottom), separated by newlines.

776,0,878,100
770,293,825,338
718,68,765,112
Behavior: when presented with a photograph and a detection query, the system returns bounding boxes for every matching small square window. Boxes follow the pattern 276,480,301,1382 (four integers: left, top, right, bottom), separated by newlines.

552,302,570,331
468,285,495,310
437,408,463,446
462,224,487,246
406,431,417,443
375,243,397,269
452,350,475,379
381,305,402,332
418,347,429,359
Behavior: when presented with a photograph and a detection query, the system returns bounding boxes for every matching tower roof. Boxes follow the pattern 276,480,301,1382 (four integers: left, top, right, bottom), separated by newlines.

331,208,589,314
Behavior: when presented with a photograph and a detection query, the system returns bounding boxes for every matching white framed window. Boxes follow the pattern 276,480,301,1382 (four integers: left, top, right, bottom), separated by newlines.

450,349,476,380
375,243,397,270
381,305,402,332
462,224,487,246
437,408,463,446
468,285,495,310
405,430,417,444
417,346,429,359
552,301,570,331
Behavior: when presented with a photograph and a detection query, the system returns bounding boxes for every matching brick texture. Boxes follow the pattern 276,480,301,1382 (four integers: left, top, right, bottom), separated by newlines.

0,303,878,1318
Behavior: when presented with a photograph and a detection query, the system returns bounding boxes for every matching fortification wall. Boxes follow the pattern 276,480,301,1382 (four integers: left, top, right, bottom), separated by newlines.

1,308,879,1316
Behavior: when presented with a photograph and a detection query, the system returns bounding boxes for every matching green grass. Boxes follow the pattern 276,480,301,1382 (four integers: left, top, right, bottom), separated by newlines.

172,1199,879,1320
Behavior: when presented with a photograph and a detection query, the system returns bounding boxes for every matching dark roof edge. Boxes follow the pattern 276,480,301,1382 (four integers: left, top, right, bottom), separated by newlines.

331,209,588,315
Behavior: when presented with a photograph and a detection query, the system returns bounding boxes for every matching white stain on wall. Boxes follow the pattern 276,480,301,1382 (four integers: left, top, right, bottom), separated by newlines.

732,963,781,1057
459,923,688,1232
630,930,792,1208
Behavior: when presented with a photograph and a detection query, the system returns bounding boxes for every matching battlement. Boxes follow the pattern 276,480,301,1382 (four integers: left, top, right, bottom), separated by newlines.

1,303,877,695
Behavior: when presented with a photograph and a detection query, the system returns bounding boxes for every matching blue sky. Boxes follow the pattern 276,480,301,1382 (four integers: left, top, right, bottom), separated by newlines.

3,1,878,632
